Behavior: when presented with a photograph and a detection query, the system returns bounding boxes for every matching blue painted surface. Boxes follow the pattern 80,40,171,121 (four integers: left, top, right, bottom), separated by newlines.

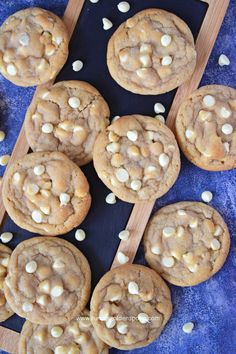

0,1,236,354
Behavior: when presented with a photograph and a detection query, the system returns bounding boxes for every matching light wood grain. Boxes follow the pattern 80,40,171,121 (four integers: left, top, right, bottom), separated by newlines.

0,327,19,354
112,0,230,268
0,0,85,226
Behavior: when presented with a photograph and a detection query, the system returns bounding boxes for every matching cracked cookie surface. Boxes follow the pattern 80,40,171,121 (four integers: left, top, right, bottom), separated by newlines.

176,85,236,171
107,8,196,95
0,244,13,322
25,81,110,166
144,202,230,286
2,152,91,235
4,237,91,325
93,115,180,203
0,7,69,86
90,264,172,350
18,309,109,354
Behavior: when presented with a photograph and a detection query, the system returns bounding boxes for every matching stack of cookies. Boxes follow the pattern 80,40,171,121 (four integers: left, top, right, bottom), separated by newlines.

0,4,234,353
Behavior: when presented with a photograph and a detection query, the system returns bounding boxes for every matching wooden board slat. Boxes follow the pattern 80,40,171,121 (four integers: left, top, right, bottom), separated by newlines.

0,0,230,352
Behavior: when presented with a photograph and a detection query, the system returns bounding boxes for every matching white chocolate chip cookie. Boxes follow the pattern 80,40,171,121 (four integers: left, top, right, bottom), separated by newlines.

144,202,230,286
0,7,69,86
90,264,172,350
176,85,236,171
0,244,14,322
4,237,91,324
93,115,180,203
25,81,110,166
107,8,196,95
2,152,91,235
18,309,108,354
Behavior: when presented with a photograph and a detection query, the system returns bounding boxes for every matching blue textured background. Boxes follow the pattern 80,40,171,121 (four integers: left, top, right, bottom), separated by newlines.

0,1,236,353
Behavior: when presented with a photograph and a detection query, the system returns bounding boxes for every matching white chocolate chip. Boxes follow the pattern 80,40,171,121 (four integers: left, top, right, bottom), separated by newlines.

106,142,120,153
0,154,10,166
177,209,187,216
40,206,50,215
22,302,33,312
106,317,116,328
117,1,130,13
117,251,129,264
53,259,65,269
218,54,230,67
105,192,116,204
214,225,222,237
127,130,138,142
139,54,152,67
189,218,198,228
112,115,120,122
72,60,83,72
102,18,113,30
54,347,66,354
138,313,149,324
151,245,161,255
147,131,154,140
51,326,63,338
188,264,198,273
128,281,139,295
75,229,86,241
0,131,5,142
59,193,71,206
130,180,142,191
201,191,213,203
177,226,185,237
25,261,37,274
220,107,231,118
51,285,64,297
31,210,43,223
54,36,63,45
13,172,21,184
182,322,194,333
90,0,99,2
99,308,109,321
7,64,17,76
154,102,165,114
115,168,129,183
155,115,165,123
118,230,130,241
41,91,50,99
140,43,152,54
162,227,175,238
211,238,221,250
38,280,50,294
198,110,212,122
162,256,175,267
42,123,53,134
221,123,233,135
37,294,49,306
203,95,215,107
161,34,172,47
68,97,80,109
19,32,29,46
34,165,45,176
0,232,13,243
159,153,169,168
161,56,172,66
117,323,128,335
26,184,39,195
185,129,195,140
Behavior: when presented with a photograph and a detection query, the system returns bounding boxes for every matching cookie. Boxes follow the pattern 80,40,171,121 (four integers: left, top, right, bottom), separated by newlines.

4,237,91,324
0,244,13,322
25,80,110,166
2,152,91,235
144,202,230,286
175,85,236,171
93,115,180,203
18,309,109,354
107,8,196,95
90,264,172,350
0,7,69,86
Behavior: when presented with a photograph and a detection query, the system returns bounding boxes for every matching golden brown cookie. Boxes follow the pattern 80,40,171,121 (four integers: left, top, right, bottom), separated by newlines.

90,264,172,350
175,85,236,171
18,309,109,354
2,152,91,235
25,81,110,166
144,202,230,286
0,244,14,322
107,8,196,95
4,237,91,325
93,115,181,203
0,7,69,86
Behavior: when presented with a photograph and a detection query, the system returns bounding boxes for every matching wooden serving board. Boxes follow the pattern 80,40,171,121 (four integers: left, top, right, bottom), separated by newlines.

0,0,229,352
